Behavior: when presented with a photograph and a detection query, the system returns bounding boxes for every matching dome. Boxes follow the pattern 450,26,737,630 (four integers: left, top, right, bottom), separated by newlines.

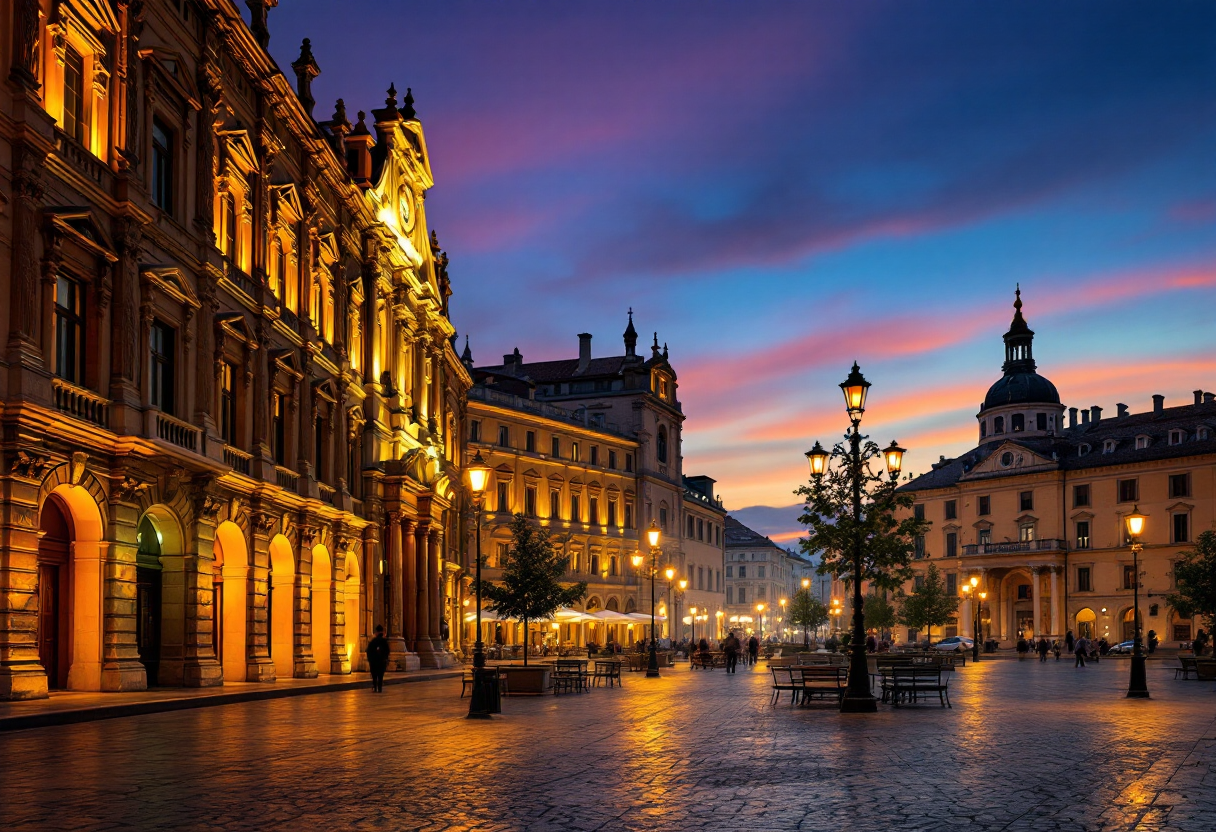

983,372,1060,410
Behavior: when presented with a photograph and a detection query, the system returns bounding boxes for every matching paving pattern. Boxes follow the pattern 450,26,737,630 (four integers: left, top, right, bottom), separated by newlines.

1,657,1213,831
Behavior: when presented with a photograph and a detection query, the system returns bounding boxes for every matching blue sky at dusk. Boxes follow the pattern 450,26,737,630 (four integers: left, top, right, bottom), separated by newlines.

269,2,1216,541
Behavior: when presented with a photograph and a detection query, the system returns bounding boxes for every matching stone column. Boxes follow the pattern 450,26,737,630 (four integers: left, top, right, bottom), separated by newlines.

335,380,350,495
0,465,49,699
961,596,973,639
294,531,318,679
7,144,46,367
385,511,407,664
428,529,443,652
414,523,435,663
246,512,276,682
100,493,146,692
1050,567,1062,636
402,516,417,648
109,220,144,428
331,541,351,675
1031,567,1042,637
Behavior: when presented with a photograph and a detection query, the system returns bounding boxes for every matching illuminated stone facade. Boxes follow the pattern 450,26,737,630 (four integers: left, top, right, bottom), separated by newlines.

466,316,727,648
901,293,1216,647
0,0,469,699
723,516,815,639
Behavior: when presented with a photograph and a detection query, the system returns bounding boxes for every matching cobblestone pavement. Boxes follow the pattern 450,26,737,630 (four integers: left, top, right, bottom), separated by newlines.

1,658,1213,831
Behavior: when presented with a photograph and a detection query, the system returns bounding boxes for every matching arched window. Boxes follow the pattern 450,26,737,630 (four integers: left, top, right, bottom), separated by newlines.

1011,414,1025,432
994,416,1005,434
980,421,987,438
656,426,668,463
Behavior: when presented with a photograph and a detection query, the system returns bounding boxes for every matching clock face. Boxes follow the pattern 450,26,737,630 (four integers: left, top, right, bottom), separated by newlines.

397,185,415,232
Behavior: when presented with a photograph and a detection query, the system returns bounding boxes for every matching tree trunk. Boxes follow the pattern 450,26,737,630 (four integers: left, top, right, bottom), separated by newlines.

522,618,529,666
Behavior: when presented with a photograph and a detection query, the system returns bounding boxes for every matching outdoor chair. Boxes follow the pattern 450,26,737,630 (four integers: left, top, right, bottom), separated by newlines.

1176,655,1198,680
592,660,622,688
770,667,800,706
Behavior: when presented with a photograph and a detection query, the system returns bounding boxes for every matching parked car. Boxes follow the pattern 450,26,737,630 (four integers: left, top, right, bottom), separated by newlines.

933,636,975,653
1106,640,1136,654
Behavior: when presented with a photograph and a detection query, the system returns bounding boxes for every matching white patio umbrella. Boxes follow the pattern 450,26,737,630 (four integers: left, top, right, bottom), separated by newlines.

463,609,516,623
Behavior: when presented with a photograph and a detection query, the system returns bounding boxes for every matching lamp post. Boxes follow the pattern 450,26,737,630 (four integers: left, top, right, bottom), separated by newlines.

465,451,493,719
962,575,983,662
689,607,697,643
756,603,766,641
805,363,905,712
631,521,664,678
715,610,724,640
1125,506,1150,699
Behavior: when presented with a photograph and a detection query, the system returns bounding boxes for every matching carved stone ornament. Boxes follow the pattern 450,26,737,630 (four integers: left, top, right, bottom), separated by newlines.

299,524,318,547
10,451,50,480
112,476,150,503
68,452,88,486
333,534,351,553
251,512,276,535
195,494,223,522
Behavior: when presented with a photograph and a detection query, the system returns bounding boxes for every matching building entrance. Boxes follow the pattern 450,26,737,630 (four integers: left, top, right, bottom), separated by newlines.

136,517,163,687
37,498,72,689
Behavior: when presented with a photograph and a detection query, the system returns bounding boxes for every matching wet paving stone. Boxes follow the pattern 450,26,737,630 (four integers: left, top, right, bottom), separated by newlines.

1,658,1213,831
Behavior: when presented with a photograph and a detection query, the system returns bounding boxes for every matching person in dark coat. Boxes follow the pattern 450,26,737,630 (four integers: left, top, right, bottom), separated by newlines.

366,624,390,693
1037,636,1050,662
723,631,741,674
747,635,760,666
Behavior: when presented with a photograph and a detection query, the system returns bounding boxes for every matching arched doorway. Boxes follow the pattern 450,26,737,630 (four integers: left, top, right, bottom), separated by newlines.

1168,611,1194,646
1075,607,1096,640
214,522,249,683
135,515,164,686
312,545,333,674
268,535,295,679
344,549,361,671
37,498,72,689
1121,607,1139,642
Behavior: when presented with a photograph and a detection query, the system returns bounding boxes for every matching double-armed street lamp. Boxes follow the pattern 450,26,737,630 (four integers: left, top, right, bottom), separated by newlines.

1125,507,1150,699
961,576,986,662
806,363,905,712
632,521,665,678
465,450,493,719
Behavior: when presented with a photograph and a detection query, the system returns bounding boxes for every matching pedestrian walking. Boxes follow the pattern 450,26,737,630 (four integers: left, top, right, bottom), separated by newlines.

747,635,760,667
723,631,741,673
1037,637,1050,662
1065,630,1075,653
367,624,390,692
1053,640,1061,661
1074,635,1089,668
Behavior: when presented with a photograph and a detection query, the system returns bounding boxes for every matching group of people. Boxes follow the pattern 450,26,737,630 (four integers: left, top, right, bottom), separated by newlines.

696,630,761,673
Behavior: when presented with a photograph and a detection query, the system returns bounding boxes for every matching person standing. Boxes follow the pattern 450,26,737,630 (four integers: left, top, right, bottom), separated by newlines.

747,635,760,667
1037,637,1050,662
366,624,390,692
1065,630,1075,653
723,630,741,674
1074,634,1089,668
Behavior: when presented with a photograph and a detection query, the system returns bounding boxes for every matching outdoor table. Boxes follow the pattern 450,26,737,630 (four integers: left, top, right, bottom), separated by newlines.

552,659,590,694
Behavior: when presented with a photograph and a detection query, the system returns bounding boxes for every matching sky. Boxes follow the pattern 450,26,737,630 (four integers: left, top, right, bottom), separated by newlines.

268,2,1216,543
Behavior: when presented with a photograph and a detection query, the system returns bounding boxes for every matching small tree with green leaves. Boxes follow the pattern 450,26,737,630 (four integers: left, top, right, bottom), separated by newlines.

1167,530,1216,651
476,514,587,666
898,564,958,647
863,592,898,642
788,589,829,647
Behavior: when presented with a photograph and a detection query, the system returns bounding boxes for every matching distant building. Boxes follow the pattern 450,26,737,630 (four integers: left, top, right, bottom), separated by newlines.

724,516,815,640
468,313,727,646
901,291,1215,647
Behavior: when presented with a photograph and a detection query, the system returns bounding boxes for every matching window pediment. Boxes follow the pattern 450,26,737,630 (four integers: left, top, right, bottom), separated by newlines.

269,349,304,381
972,520,993,530
1071,510,1095,521
215,312,257,349
547,473,565,485
521,468,541,482
1167,501,1194,514
137,48,201,110
218,129,259,176
270,183,303,224
1016,513,1038,525
311,378,338,405
142,266,200,310
43,207,118,262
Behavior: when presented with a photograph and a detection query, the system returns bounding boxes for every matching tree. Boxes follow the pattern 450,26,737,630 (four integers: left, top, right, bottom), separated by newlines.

787,589,828,647
476,514,587,666
898,564,959,647
863,592,897,641
1167,530,1216,647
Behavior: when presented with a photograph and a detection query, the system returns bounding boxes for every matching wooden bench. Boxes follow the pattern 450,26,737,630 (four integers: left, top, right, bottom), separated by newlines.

881,667,951,708
692,651,727,669
592,660,623,688
794,666,848,704
770,667,801,705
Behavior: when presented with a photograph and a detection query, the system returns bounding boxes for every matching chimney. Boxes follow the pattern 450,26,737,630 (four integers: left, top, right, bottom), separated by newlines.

291,39,320,119
1081,410,1089,425
1195,390,1204,405
1206,393,1216,404
1090,405,1102,424
1117,403,1128,418
1069,407,1078,428
501,347,522,376
576,333,592,374
1153,394,1164,414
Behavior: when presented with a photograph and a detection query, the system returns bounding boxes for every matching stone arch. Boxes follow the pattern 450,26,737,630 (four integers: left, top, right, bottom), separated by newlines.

214,521,250,682
268,534,296,678
1074,607,1096,640
38,482,106,691
38,464,108,537
606,596,620,612
624,597,637,614
312,544,333,674
344,547,361,670
135,504,186,687
1119,606,1139,643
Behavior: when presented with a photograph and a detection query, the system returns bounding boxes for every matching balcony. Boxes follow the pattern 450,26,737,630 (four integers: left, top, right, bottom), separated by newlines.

275,465,299,493
54,130,110,190
962,538,1066,556
223,261,260,301
223,445,252,476
51,379,109,428
318,482,336,505
149,410,202,454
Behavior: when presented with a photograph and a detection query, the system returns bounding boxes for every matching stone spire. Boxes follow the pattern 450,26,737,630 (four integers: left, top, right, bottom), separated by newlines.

291,38,320,119
461,335,473,368
402,87,417,120
246,0,278,50
623,308,638,360
1002,284,1037,374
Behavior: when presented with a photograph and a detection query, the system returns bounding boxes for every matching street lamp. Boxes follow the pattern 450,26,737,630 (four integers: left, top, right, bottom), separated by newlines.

963,575,983,662
756,603,766,640
689,607,697,643
1125,506,1150,699
465,450,494,719
802,577,811,589
631,521,664,677
807,363,903,712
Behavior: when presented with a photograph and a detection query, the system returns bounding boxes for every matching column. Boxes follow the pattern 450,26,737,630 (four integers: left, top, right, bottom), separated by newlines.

0,473,49,699
1031,568,1042,637
100,497,147,691
990,581,1003,643
7,144,45,367
402,517,417,648
414,524,435,662
385,511,407,665
428,529,443,652
1050,567,1062,636
246,512,276,682
961,596,973,639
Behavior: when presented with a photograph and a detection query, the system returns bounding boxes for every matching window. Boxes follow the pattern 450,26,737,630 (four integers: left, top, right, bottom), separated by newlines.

624,453,634,472
590,446,598,466
914,536,926,559
1019,523,1035,542
1169,430,1185,446
1019,491,1034,512
469,420,481,442
727,587,734,604
493,542,509,568
607,499,617,527
726,565,733,578
314,415,327,481
62,46,86,144
150,321,177,415
1169,474,1190,499
551,436,560,457
590,553,600,574
1123,565,1137,590
570,494,581,522
978,496,991,516
624,503,633,529
1011,413,1024,432
550,490,561,519
222,192,238,260
978,528,992,546
944,500,957,520
1078,443,1090,457
993,416,1005,434
1073,484,1090,508
608,450,617,469
913,575,925,590
1173,512,1189,544
571,442,580,462
980,422,987,439
270,392,286,462
946,573,957,595
756,586,766,600
738,565,746,578
497,425,509,447
914,504,925,521
608,556,618,577
54,276,84,384
656,427,668,463
659,506,667,530
1037,413,1048,431
496,482,509,513
1017,584,1032,600
220,362,237,445
524,486,537,517
697,519,704,541
1135,435,1150,450
1076,567,1092,592
738,587,746,604
1076,521,1090,550
1200,427,1211,441
589,497,598,524
687,516,695,538
757,566,765,579
152,119,174,214
945,532,957,559
569,548,580,573
525,431,535,453
698,566,705,590
1117,479,1138,503
1103,439,1117,454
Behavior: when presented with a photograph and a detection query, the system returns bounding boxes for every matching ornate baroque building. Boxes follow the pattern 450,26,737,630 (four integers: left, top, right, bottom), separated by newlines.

0,0,469,700
901,292,1215,647
467,315,728,647
723,515,815,639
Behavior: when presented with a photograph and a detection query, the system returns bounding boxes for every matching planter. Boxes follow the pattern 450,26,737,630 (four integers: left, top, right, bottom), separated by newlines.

1196,660,1216,681
497,665,552,694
